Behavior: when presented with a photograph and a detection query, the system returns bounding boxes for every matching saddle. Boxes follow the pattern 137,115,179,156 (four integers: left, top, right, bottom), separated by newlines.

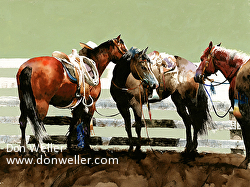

150,51,177,73
52,42,99,109
149,51,177,99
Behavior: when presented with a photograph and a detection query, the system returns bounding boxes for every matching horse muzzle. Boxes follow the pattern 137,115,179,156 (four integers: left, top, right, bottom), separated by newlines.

194,72,204,84
143,77,159,89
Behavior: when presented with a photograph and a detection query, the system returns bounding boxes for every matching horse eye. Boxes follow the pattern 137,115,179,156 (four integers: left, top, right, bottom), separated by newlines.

141,65,147,70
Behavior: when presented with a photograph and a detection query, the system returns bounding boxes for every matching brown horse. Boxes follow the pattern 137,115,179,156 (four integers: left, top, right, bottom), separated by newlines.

16,35,127,150
148,52,213,154
194,41,250,169
110,47,159,151
114,50,213,153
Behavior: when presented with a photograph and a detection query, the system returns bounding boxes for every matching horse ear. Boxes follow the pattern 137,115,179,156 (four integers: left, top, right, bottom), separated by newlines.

116,35,121,41
209,41,213,49
217,43,221,47
142,47,148,55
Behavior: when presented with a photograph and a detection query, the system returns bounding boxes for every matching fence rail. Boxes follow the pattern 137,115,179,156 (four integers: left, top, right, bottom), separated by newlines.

0,59,244,154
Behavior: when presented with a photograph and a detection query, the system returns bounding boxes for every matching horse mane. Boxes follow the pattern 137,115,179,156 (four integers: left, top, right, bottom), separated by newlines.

79,39,115,56
121,47,141,61
213,46,250,66
96,39,113,49
127,47,141,57
123,47,151,63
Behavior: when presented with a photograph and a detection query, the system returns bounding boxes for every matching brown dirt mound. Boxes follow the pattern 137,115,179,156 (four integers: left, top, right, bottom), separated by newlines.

0,149,250,187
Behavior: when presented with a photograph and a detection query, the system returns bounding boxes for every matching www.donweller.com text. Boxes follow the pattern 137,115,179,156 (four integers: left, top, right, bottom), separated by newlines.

6,155,119,165
6,143,119,165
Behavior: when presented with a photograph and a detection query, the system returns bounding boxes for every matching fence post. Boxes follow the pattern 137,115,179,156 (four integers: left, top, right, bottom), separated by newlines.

229,111,244,154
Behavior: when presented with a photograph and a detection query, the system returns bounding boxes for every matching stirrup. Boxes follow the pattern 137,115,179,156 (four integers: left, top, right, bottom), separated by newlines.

82,95,94,107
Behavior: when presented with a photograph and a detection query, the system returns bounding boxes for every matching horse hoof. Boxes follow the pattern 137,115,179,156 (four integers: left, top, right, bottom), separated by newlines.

239,159,249,169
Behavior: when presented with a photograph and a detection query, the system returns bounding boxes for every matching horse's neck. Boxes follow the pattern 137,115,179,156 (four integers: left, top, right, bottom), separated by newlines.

216,60,240,82
112,60,130,87
214,47,249,82
89,50,111,77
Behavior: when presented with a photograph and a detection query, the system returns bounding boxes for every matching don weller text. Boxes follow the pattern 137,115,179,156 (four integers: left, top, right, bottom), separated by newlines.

7,143,66,153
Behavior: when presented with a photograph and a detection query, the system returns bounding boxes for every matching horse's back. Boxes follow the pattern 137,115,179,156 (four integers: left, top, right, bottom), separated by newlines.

17,56,66,101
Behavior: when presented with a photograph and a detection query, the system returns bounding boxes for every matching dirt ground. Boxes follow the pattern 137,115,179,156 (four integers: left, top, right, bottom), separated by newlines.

1,148,250,187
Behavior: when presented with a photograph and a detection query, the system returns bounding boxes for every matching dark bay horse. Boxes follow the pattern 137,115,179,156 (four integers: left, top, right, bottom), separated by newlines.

194,41,250,168
115,50,213,153
110,47,159,151
16,35,127,150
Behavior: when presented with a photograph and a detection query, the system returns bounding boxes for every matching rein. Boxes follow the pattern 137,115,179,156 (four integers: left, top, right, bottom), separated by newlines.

139,85,159,158
204,85,231,118
95,108,120,118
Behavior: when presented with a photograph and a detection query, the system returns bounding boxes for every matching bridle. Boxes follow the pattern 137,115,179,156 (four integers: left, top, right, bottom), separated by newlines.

111,59,150,91
113,38,127,55
201,47,215,83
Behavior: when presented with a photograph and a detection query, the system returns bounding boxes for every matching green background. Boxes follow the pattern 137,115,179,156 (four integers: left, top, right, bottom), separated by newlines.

1,0,250,61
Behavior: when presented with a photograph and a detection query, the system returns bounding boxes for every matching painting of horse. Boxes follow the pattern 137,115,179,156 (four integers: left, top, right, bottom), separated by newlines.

110,47,159,151
112,50,213,153
194,41,250,169
16,35,128,151
148,52,213,154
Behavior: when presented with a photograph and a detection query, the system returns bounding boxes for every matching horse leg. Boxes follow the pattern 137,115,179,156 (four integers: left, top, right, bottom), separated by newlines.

19,100,28,152
67,106,81,149
192,128,198,153
18,66,49,150
68,103,92,150
187,105,200,153
81,110,92,150
171,93,193,153
132,105,143,151
237,118,250,169
117,103,133,151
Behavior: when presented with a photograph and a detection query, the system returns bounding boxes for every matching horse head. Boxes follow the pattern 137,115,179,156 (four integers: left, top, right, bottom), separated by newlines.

129,47,159,89
194,41,217,83
111,35,128,61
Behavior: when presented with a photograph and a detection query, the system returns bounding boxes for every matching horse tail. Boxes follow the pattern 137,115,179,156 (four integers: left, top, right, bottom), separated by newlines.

19,66,46,144
194,83,214,135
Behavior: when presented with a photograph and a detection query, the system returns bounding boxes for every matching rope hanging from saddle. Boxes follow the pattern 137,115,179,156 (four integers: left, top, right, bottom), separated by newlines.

52,49,99,109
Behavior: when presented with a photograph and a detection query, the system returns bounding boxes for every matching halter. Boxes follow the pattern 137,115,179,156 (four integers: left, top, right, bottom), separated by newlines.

133,59,148,82
111,80,142,91
202,47,215,83
111,60,147,91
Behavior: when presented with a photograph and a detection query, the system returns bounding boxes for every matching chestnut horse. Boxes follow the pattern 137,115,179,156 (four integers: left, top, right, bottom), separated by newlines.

194,41,250,169
16,35,127,150
110,47,159,151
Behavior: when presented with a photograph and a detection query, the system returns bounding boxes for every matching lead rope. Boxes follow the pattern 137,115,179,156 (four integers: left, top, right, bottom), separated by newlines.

139,85,159,158
204,85,231,118
95,109,120,118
